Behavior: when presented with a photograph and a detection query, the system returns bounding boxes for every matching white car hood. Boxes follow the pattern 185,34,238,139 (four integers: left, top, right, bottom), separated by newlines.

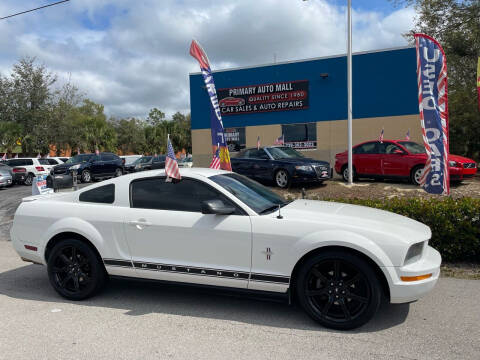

280,200,431,245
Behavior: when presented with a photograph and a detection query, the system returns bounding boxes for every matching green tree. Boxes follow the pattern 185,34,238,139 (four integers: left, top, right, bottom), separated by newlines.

396,0,480,159
0,121,22,155
113,117,146,154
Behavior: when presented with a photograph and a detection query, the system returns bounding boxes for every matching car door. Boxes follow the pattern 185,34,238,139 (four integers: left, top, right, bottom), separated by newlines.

353,142,382,175
123,176,252,289
151,156,166,169
100,153,115,175
90,154,104,176
379,142,410,177
246,149,272,180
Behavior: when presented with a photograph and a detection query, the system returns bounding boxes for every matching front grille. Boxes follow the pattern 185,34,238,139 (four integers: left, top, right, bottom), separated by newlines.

312,164,330,178
53,168,69,175
463,163,476,169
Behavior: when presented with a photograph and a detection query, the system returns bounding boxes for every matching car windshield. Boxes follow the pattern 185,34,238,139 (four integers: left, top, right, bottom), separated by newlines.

398,141,426,154
267,147,304,160
210,173,289,214
131,157,144,165
65,154,95,164
139,156,152,163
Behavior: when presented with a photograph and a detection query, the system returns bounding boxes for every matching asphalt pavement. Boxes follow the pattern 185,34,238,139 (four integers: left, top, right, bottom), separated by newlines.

1,241,479,360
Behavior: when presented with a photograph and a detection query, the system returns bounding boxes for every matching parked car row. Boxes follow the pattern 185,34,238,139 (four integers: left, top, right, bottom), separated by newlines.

0,157,68,186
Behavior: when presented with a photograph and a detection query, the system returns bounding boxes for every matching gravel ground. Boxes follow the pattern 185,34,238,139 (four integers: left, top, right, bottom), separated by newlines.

275,175,480,201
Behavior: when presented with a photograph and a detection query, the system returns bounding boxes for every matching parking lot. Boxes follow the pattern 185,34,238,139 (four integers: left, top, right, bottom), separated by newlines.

1,179,480,359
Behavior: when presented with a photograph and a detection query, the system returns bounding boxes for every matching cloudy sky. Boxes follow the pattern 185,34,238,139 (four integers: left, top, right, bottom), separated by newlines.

0,0,416,119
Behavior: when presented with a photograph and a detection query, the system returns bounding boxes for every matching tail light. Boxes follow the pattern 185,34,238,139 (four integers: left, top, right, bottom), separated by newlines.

35,166,45,172
13,167,26,173
122,158,126,165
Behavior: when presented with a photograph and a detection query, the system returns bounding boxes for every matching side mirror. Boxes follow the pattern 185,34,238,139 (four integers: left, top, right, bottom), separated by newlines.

201,199,236,215
393,149,404,155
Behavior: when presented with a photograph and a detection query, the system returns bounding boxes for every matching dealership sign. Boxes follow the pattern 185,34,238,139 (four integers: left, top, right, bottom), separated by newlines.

218,80,309,115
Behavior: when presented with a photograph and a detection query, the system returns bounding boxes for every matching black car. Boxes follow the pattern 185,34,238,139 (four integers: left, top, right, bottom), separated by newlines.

52,152,124,184
231,146,331,188
129,155,166,172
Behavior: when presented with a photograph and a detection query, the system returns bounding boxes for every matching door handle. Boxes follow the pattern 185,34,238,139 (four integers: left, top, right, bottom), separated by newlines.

128,219,152,229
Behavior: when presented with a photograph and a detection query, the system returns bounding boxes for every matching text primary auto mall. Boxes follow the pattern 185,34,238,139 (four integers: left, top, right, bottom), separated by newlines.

189,46,421,167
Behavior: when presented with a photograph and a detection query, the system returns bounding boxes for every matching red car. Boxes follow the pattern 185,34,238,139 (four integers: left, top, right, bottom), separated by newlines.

335,140,477,185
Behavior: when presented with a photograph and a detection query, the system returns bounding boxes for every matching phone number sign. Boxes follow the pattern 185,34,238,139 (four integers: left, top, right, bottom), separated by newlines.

217,80,309,116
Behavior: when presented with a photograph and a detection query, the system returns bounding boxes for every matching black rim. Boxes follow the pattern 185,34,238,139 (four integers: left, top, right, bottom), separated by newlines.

51,246,93,295
304,259,370,323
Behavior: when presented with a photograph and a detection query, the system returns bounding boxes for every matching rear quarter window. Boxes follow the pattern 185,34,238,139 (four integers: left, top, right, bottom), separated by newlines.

79,184,115,204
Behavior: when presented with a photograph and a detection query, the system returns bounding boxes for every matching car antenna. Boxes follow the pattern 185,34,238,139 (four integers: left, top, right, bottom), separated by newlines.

277,204,283,219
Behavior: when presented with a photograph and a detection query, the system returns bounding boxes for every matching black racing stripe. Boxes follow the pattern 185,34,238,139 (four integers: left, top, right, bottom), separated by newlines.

251,274,290,284
105,259,287,284
104,259,132,267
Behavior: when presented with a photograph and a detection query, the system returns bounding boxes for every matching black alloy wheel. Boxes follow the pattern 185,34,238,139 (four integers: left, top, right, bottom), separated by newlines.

81,169,92,183
296,251,381,330
24,173,34,186
47,239,106,300
114,168,123,177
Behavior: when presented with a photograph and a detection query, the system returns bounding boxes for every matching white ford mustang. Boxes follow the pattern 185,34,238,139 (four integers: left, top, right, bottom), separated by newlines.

11,168,441,329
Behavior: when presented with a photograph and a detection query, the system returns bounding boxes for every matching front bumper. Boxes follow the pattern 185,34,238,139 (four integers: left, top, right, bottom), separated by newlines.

387,245,441,304
292,166,332,183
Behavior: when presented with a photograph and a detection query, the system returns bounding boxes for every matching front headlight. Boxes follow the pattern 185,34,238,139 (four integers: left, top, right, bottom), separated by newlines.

71,164,81,170
448,160,458,167
295,165,313,171
404,241,425,265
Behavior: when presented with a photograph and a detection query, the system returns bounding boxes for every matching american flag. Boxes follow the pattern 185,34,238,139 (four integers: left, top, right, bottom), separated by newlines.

95,148,100,155
379,128,384,143
165,137,181,180
77,147,81,154
1,153,6,161
257,136,261,150
36,153,41,158
406,129,410,141
209,146,220,169
274,134,284,145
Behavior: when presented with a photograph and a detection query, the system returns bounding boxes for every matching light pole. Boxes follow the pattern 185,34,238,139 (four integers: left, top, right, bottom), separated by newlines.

347,0,353,185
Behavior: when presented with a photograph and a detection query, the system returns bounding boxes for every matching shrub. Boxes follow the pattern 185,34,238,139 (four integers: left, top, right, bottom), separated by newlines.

322,197,480,263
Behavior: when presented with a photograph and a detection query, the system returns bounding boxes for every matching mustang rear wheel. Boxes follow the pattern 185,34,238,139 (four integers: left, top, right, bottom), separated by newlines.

296,251,381,330
275,169,290,188
47,239,106,300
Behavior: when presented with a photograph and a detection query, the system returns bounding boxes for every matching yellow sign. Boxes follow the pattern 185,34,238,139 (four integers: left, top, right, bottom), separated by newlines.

16,138,21,146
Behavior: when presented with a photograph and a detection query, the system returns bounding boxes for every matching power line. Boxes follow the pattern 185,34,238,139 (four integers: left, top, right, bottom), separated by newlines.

0,0,70,21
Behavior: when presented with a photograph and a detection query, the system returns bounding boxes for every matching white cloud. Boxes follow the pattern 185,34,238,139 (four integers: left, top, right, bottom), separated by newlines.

0,0,415,118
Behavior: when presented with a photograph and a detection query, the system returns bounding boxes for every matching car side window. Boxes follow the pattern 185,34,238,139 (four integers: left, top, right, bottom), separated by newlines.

379,143,403,154
47,159,58,165
101,154,114,161
38,159,50,165
354,142,377,154
79,184,115,204
248,149,269,159
130,177,242,214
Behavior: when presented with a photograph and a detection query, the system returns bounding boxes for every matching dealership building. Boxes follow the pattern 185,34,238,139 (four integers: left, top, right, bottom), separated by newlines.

189,46,421,167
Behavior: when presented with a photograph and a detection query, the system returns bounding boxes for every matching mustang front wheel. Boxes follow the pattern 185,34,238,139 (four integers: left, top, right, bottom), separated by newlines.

47,239,106,300
296,251,381,330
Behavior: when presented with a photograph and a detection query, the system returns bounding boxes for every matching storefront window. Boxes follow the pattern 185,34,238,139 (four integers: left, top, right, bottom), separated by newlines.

281,123,317,149
225,127,246,152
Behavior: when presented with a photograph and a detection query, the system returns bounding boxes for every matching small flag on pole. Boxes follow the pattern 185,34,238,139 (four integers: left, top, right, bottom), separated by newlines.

274,134,284,145
406,129,410,141
379,128,384,143
209,144,221,170
36,153,41,159
1,153,6,161
257,136,261,150
14,153,18,158
95,148,100,155
77,147,81,154
165,135,181,181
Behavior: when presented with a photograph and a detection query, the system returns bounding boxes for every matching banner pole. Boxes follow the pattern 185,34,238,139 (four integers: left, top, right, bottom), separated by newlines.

347,0,353,185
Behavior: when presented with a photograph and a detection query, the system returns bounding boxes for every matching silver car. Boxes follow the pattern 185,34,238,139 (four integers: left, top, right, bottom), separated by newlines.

0,163,13,188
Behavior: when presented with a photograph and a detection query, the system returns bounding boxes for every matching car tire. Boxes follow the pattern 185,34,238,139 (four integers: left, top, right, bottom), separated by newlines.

24,173,34,186
342,165,356,182
47,238,107,300
410,165,424,186
296,250,382,330
81,169,92,183
275,169,290,188
114,168,123,177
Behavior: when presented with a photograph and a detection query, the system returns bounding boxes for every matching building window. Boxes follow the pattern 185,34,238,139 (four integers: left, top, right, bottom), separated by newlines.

281,123,317,149
225,127,246,152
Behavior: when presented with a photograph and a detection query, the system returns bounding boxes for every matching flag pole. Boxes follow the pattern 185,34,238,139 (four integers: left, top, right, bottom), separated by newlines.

347,0,353,185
